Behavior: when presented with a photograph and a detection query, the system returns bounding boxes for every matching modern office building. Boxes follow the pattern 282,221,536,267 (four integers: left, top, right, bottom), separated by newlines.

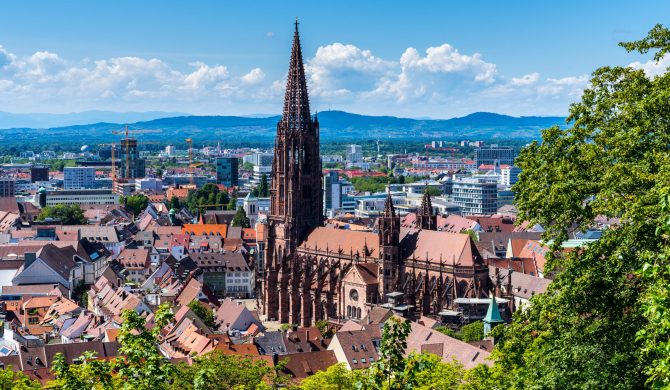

323,171,341,217
242,153,273,167
45,189,119,206
136,178,163,193
119,138,146,179
216,157,239,187
475,145,516,166
346,144,363,163
30,166,49,182
451,176,499,216
0,178,16,197
64,167,96,189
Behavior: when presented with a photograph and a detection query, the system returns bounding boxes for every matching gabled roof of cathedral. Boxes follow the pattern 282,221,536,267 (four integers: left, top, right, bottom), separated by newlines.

400,228,483,267
281,19,312,132
301,227,379,257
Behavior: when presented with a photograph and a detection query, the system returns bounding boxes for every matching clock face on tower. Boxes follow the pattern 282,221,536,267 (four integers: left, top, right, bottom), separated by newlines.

349,289,359,301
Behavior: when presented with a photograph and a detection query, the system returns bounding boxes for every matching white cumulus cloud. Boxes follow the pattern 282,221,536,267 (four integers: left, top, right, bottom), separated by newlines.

629,53,670,77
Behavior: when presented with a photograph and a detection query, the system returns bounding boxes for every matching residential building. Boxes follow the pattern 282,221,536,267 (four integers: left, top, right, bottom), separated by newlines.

11,245,82,290
328,328,380,370
116,248,151,284
30,166,49,182
500,165,522,186
215,298,264,333
346,144,363,163
216,157,239,187
64,167,96,189
451,176,498,216
0,178,16,197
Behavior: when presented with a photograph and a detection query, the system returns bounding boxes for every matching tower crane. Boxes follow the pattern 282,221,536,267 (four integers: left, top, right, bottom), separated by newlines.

186,138,194,186
112,125,160,178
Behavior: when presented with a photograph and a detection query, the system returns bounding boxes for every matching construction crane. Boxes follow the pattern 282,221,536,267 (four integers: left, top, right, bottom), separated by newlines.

112,125,161,178
186,138,194,185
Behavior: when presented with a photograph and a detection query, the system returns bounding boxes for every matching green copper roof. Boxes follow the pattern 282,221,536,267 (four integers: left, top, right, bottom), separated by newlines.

484,296,504,324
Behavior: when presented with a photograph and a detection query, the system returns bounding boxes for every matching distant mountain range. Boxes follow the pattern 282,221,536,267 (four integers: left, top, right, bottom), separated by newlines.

0,111,567,147
0,110,190,129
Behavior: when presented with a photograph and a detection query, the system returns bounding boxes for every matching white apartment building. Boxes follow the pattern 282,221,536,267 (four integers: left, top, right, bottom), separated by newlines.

64,167,96,189
346,144,363,163
451,176,499,216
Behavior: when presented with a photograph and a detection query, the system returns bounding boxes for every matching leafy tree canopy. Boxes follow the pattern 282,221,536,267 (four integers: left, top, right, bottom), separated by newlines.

38,204,86,225
485,24,670,389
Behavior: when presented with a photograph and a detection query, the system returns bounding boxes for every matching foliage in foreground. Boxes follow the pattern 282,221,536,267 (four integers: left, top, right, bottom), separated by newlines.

485,24,670,389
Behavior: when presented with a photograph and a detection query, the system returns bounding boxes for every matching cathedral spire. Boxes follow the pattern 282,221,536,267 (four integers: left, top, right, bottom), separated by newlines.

282,17,311,132
383,188,395,217
420,183,433,216
417,183,437,230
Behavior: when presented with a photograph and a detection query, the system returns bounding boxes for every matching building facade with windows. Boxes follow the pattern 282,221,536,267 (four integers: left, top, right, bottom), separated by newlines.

451,176,499,216
216,157,239,187
475,145,516,166
64,167,96,189
45,189,119,206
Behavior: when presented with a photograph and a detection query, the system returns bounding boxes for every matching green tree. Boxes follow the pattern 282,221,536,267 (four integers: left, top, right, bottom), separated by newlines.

215,191,229,209
114,304,177,390
227,197,238,211
242,161,254,171
460,321,484,342
299,363,358,390
172,352,273,390
187,300,216,329
168,196,181,210
0,367,41,390
366,317,415,390
413,354,464,390
434,325,462,341
425,187,441,197
487,24,670,389
259,173,269,197
122,194,149,217
49,350,115,390
38,204,86,225
231,206,250,228
315,319,333,338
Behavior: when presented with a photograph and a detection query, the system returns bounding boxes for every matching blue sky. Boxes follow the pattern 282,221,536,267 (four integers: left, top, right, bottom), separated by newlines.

0,0,668,118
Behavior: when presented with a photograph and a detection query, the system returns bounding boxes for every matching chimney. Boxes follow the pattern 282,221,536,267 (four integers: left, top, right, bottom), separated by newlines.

24,252,37,269
272,352,278,366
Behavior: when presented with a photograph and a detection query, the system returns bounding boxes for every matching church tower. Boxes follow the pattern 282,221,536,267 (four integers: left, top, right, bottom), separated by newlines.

416,185,437,230
378,190,401,300
263,20,323,322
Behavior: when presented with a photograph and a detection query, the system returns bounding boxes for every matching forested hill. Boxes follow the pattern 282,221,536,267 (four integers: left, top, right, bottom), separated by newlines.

0,111,566,147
